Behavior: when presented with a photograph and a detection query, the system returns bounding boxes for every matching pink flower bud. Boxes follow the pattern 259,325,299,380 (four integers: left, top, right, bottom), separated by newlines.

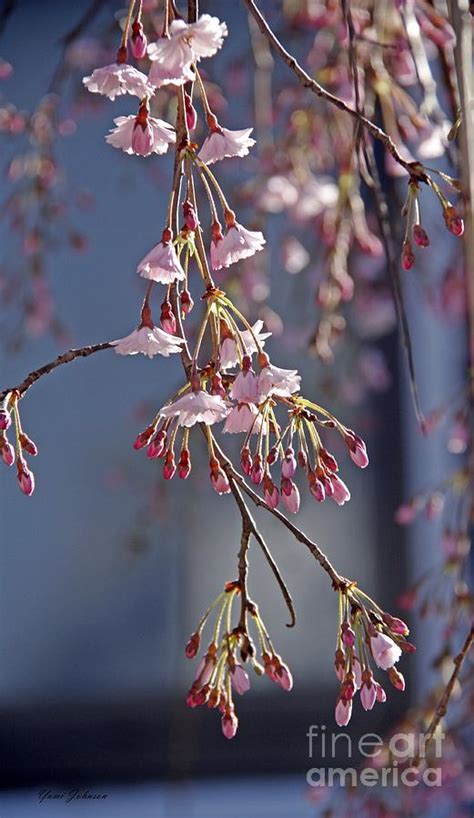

1,440,15,466
231,664,250,695
281,447,297,478
221,708,238,739
319,448,338,472
334,649,345,682
335,696,352,726
17,460,35,496
360,680,377,711
267,446,278,465
185,632,200,659
0,409,11,430
160,299,176,335
388,667,406,690
163,450,176,480
147,430,167,459
240,447,252,476
210,373,226,398
413,224,430,247
330,474,351,506
309,476,325,502
178,448,191,479
19,433,38,456
280,478,300,513
275,660,293,691
185,92,197,132
263,474,279,509
134,425,155,450
180,289,194,315
443,205,464,237
131,20,147,60
251,455,264,485
382,613,409,636
183,199,199,231
401,240,415,270
211,467,231,495
297,450,307,469
341,622,355,647
375,682,387,702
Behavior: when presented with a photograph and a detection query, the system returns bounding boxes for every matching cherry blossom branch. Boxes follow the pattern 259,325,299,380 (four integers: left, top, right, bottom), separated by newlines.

213,438,348,593
228,473,296,628
243,0,428,181
0,342,112,403
412,625,473,767
362,141,425,426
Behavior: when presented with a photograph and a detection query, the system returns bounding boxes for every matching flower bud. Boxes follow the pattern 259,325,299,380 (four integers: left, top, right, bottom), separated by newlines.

184,92,197,132
131,20,147,60
0,409,11,431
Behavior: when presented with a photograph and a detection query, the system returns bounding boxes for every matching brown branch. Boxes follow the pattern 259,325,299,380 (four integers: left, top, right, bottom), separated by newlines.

242,0,428,181
362,141,425,426
0,342,112,402
412,625,474,766
228,475,296,628
212,439,348,593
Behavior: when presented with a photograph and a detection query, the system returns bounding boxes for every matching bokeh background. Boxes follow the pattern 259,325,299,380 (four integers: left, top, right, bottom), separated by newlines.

0,1,467,815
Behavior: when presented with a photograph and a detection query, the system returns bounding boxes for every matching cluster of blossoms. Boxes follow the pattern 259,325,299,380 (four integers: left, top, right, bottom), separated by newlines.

185,581,292,739
333,586,415,726
0,393,37,496
401,176,464,271
1,1,416,735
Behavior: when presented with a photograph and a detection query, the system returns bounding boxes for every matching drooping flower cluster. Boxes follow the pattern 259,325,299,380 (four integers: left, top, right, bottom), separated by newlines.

0,1,418,738
0,393,37,496
185,581,292,739
333,587,415,726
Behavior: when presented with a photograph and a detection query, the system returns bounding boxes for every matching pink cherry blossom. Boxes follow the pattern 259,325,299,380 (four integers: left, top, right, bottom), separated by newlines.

229,368,259,403
148,15,227,87
198,125,255,165
83,62,154,100
112,325,184,358
106,114,175,157
370,632,402,670
257,363,301,400
159,390,230,428
137,232,185,284
223,403,262,434
220,320,271,369
211,222,266,270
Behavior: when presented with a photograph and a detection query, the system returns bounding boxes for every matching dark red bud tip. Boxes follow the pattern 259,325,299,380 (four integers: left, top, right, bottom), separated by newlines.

413,224,430,247
401,240,415,270
116,45,128,64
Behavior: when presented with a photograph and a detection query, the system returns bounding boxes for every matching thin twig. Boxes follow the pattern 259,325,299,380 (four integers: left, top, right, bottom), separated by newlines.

362,142,425,426
0,342,112,402
242,0,428,181
412,625,473,766
228,475,296,628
